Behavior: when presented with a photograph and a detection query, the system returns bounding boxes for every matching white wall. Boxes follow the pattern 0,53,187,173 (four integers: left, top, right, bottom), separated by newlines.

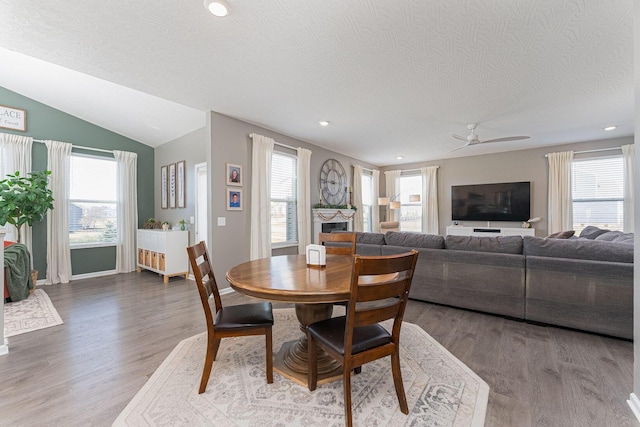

632,0,640,417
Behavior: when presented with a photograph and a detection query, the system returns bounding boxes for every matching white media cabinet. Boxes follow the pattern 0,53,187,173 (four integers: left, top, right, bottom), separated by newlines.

136,229,189,283
446,226,535,237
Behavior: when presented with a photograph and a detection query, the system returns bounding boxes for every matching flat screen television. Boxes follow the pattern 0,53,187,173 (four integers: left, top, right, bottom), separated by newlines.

451,181,531,222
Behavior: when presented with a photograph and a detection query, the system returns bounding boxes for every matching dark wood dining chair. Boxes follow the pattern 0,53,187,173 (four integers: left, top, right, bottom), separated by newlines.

306,250,419,427
318,232,356,255
186,241,274,394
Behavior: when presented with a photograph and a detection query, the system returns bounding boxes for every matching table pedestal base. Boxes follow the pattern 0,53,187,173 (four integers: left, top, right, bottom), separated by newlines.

274,340,343,387
272,302,343,387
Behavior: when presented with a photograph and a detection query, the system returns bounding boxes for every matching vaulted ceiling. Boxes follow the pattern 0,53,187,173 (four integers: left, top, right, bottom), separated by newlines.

0,0,633,166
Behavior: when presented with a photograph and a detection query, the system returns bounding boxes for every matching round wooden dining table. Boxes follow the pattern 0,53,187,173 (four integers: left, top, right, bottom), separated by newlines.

226,254,353,386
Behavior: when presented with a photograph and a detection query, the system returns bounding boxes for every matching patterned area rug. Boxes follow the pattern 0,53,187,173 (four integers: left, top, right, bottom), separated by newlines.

114,309,488,427
4,289,63,337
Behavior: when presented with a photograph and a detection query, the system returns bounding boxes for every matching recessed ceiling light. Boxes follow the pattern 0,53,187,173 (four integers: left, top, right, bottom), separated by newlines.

204,0,230,17
396,156,403,160
603,125,617,131
319,120,329,126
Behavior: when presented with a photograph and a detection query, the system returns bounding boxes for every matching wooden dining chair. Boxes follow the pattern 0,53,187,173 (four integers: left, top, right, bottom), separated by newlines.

318,232,356,255
306,250,419,427
186,241,274,394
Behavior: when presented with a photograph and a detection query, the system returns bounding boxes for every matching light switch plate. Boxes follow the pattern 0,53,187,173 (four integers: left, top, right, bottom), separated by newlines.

217,217,226,226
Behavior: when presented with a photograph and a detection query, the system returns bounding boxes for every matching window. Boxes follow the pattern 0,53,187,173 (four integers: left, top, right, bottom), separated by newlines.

271,152,298,246
361,173,373,232
399,174,422,232
69,154,117,246
572,156,624,235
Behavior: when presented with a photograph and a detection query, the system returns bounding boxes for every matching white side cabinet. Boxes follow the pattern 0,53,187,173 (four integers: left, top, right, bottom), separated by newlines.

446,226,535,237
137,229,189,283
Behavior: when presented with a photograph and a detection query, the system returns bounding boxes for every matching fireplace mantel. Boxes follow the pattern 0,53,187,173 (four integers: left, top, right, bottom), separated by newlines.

312,208,355,243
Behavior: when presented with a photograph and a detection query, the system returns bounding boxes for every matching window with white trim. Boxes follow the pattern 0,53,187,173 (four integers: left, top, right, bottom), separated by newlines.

399,174,422,232
572,156,624,235
361,172,373,232
271,151,298,245
69,154,117,246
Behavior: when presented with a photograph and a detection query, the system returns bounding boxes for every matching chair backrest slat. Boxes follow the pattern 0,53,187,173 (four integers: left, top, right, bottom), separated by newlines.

353,303,401,327
318,232,356,255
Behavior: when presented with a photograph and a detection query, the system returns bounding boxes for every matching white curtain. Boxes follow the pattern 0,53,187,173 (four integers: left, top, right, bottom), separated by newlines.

45,140,72,284
297,147,312,253
352,165,363,232
371,169,380,231
622,144,635,232
250,134,274,260
114,150,138,272
384,170,401,222
0,133,33,250
421,166,439,234
547,150,574,234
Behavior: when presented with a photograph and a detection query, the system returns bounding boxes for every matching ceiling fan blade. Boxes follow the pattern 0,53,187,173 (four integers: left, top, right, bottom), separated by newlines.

451,134,468,142
480,136,530,144
447,142,470,153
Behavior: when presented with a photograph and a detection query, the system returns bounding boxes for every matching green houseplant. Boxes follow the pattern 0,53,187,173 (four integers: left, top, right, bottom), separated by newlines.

0,170,54,243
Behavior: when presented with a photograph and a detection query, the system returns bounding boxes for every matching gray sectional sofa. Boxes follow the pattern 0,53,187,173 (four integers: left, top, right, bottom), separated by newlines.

341,227,633,339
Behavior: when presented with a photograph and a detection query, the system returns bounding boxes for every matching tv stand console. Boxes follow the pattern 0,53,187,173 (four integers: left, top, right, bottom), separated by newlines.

446,226,535,237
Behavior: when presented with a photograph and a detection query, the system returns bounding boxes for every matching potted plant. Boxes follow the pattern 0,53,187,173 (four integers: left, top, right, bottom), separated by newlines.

178,219,186,231
0,170,54,243
162,221,170,231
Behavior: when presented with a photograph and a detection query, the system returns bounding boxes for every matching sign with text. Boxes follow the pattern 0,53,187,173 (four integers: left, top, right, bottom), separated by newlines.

0,105,26,132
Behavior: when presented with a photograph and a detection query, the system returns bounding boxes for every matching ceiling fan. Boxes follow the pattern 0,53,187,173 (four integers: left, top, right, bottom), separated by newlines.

451,124,530,151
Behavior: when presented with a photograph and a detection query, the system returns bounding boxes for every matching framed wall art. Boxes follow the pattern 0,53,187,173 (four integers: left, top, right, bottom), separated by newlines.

0,105,26,132
177,160,186,208
160,165,168,209
169,163,176,209
226,163,242,186
227,188,242,211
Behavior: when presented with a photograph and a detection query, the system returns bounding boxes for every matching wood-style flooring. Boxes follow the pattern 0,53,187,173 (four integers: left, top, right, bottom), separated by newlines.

0,271,636,426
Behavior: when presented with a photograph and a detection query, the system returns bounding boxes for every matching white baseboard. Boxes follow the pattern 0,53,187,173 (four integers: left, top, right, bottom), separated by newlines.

71,270,118,281
627,393,640,422
219,287,235,296
0,338,8,356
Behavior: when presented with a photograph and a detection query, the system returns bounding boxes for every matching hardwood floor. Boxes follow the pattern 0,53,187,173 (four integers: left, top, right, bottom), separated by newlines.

0,271,636,426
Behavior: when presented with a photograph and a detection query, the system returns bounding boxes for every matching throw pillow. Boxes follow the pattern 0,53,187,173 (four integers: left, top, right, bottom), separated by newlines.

547,230,575,239
579,226,609,239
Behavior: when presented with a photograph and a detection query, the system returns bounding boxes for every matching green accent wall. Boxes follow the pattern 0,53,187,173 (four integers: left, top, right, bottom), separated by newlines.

0,86,154,277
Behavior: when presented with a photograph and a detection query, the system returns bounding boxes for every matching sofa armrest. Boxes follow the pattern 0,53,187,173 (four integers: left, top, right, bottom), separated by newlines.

526,256,633,339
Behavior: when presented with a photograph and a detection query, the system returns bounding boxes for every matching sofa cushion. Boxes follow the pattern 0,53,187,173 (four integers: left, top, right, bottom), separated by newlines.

355,232,386,245
383,231,444,249
547,230,575,239
579,226,609,239
445,235,523,254
593,231,634,245
523,235,633,263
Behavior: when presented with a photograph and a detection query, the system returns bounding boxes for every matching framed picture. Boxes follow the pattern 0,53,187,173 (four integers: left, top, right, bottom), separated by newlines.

177,160,186,208
0,105,26,132
169,163,176,209
227,188,242,211
226,163,242,186
160,165,168,209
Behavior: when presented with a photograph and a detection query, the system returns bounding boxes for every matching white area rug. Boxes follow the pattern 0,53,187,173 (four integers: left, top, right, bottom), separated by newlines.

114,309,489,427
4,289,63,337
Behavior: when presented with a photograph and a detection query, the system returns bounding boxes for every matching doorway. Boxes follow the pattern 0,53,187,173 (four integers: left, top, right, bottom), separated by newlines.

195,162,208,247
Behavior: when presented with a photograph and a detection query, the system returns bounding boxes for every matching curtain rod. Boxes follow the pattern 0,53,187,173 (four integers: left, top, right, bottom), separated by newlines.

544,146,622,157
33,139,114,154
248,133,296,151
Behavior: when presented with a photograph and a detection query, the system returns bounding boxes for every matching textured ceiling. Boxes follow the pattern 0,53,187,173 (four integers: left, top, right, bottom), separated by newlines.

0,0,633,166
